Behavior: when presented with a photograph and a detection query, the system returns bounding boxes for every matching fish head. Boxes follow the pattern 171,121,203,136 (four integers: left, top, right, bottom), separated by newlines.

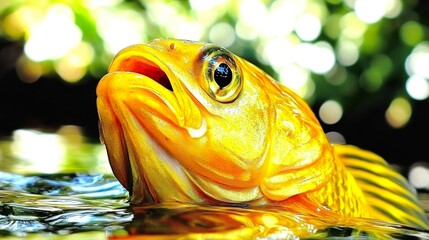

96,39,333,204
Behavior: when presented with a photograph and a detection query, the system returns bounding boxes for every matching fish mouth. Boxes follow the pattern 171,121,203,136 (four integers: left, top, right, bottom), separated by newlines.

105,43,205,132
96,43,204,193
106,45,182,125
112,52,173,92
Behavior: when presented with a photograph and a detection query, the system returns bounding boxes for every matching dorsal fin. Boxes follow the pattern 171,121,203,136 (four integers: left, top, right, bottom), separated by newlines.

332,144,429,229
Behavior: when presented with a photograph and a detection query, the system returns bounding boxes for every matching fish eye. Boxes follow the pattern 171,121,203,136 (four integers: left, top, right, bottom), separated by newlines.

203,47,243,102
214,63,232,89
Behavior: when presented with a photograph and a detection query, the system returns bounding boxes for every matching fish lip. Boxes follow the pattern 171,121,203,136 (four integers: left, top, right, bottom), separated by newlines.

110,51,174,92
107,45,183,125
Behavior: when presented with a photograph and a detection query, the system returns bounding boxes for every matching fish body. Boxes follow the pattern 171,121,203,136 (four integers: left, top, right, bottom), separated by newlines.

96,39,428,230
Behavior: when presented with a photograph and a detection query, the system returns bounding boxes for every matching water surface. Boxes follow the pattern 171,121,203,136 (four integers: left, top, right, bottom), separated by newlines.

1,128,428,239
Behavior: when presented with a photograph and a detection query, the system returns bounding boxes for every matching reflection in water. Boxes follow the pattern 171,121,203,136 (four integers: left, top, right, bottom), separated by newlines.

0,172,130,239
124,204,429,239
1,173,429,239
1,128,429,239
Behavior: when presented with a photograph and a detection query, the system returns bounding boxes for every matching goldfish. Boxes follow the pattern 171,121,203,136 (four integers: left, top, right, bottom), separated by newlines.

96,39,429,234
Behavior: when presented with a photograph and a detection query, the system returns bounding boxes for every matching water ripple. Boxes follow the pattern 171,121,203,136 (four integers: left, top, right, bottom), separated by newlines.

1,171,429,239
0,172,130,237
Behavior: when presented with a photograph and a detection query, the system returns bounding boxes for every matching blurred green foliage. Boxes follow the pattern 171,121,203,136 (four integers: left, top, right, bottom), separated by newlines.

0,0,428,128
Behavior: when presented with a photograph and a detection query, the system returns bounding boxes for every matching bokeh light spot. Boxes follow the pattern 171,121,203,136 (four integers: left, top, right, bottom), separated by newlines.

172,19,205,41
325,65,347,86
405,75,429,101
326,131,346,144
405,42,429,79
400,21,424,47
319,100,343,125
189,0,227,11
295,42,336,74
260,37,297,70
237,0,267,39
385,97,412,128
146,2,179,26
2,6,36,40
96,8,146,55
209,23,236,48
295,14,321,41
265,0,301,37
354,0,390,23
24,4,82,61
340,13,367,39
16,57,44,83
55,59,86,83
337,41,359,66
384,0,403,19
54,42,95,83
279,64,313,98
409,163,429,190
324,14,341,40
235,20,258,40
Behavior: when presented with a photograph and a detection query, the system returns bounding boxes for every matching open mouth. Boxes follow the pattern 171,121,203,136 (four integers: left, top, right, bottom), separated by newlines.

118,57,173,91
102,45,203,131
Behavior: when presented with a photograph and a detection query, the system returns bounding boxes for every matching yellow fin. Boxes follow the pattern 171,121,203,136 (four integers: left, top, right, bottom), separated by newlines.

333,144,429,229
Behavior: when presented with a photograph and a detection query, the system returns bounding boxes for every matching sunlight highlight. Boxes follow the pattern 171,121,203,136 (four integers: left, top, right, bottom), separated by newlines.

295,42,336,74
96,8,146,55
24,4,82,61
354,0,396,23
260,37,297,70
12,129,65,173
295,14,321,41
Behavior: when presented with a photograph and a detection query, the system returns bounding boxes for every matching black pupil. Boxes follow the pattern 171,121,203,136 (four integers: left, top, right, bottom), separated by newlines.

214,63,232,89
